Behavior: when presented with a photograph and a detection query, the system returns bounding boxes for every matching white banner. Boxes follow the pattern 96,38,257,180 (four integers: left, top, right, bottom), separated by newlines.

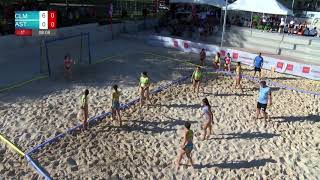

147,35,320,81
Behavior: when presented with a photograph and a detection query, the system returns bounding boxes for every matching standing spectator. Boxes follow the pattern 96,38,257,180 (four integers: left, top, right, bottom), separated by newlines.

278,17,285,33
288,19,295,35
253,53,263,78
262,15,267,31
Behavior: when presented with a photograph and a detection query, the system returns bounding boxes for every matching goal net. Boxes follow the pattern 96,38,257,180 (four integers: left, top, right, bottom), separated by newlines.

40,33,91,79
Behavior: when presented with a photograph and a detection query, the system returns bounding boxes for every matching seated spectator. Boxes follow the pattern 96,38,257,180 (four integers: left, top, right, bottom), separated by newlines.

303,28,310,36
293,26,299,34
297,26,304,35
309,27,318,37
284,25,289,33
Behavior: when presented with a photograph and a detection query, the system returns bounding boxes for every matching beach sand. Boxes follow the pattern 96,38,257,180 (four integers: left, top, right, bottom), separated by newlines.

0,39,319,179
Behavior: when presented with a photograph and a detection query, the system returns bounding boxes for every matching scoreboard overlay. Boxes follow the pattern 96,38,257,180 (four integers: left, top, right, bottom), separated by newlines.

15,11,57,36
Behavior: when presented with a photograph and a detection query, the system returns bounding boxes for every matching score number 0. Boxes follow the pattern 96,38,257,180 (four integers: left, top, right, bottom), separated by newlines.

40,11,56,29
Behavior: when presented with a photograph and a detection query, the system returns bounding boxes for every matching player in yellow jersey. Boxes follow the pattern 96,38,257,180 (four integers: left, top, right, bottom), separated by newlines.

191,66,202,94
213,52,220,70
139,72,151,108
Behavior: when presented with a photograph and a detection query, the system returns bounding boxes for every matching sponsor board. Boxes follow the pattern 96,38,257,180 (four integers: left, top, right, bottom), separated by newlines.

147,35,320,80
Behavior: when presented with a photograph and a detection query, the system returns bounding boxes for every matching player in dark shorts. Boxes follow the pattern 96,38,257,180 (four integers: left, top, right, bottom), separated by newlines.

256,81,272,121
191,66,202,94
175,121,194,170
199,48,206,66
253,53,263,78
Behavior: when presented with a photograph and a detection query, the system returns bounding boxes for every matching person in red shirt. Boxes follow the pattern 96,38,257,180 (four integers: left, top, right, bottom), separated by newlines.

64,54,73,79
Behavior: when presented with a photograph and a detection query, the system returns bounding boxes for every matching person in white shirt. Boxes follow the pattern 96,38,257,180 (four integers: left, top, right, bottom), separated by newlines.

278,17,285,33
289,19,295,35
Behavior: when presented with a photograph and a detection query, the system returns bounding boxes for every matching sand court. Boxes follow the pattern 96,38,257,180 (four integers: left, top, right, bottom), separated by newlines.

0,39,319,179
33,75,320,179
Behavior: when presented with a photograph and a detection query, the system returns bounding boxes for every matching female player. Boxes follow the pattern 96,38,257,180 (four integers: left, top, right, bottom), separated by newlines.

200,98,213,140
80,89,89,130
112,85,122,126
175,121,194,170
139,72,151,108
191,66,202,94
225,53,232,72
213,52,220,70
235,62,244,93
199,48,206,66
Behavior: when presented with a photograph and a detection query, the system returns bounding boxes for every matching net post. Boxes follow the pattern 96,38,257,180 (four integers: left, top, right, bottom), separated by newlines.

88,33,92,64
39,40,42,74
44,41,52,77
80,32,83,63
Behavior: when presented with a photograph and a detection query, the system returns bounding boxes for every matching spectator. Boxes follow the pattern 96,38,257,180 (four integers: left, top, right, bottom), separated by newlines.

243,19,248,27
309,27,318,37
303,28,310,36
303,21,307,28
288,19,295,35
298,25,304,35
142,7,148,18
278,18,285,33
284,25,289,33
293,25,299,34
262,15,267,28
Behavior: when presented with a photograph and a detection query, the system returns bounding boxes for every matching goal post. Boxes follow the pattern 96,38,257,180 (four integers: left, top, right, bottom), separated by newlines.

40,32,91,78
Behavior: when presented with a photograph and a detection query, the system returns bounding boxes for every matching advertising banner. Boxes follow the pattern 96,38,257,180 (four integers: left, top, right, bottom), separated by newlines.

147,35,320,81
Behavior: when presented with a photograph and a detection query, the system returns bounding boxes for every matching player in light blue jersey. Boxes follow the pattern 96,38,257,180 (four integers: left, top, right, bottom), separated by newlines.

253,53,263,78
256,81,272,121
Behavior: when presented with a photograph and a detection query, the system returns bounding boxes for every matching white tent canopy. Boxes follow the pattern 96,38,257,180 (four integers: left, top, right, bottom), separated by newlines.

224,0,293,15
170,0,225,8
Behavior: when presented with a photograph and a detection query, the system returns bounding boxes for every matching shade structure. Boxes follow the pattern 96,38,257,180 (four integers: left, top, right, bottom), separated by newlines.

223,0,293,15
170,0,225,8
